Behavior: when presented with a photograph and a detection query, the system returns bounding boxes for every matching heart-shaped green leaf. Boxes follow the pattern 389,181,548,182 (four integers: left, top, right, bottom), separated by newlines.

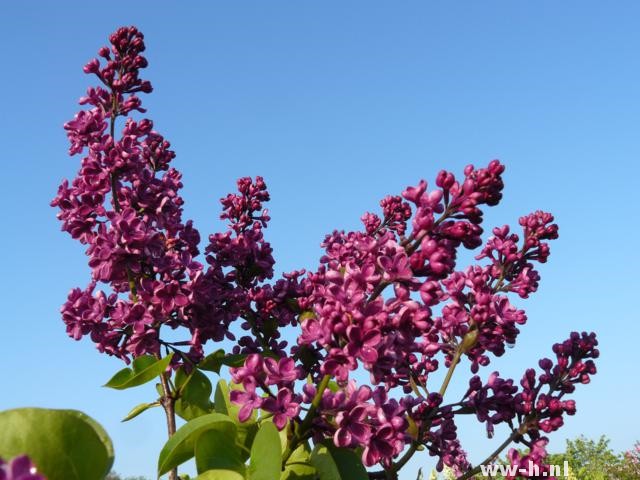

309,442,367,480
201,352,249,374
281,443,316,480
175,367,214,420
195,429,246,475
196,470,245,480
215,380,258,460
0,408,114,480
104,353,173,390
158,413,236,476
199,350,226,373
248,421,281,480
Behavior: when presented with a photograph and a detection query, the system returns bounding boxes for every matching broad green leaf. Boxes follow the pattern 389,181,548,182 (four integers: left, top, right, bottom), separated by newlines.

175,367,214,420
281,443,316,480
200,351,247,373
195,429,246,475
104,353,173,390
199,349,226,373
196,470,245,480
236,422,259,462
278,421,289,454
248,422,281,480
309,442,367,480
215,380,257,423
158,413,236,476
258,416,289,455
215,380,258,460
223,354,250,367
214,380,236,418
0,408,114,480
122,401,159,422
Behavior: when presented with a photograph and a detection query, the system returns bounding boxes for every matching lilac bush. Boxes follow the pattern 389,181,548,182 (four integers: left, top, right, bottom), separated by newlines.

51,26,599,480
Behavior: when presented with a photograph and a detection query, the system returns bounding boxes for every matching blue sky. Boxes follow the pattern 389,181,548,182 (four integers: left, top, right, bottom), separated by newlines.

1,1,639,478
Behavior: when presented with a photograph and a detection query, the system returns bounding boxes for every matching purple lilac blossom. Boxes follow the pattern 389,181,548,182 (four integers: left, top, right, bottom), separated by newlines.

55,27,599,474
0,456,46,480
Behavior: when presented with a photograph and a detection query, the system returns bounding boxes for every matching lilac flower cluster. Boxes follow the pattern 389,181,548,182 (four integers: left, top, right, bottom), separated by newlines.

228,159,595,472
229,354,302,429
464,331,598,475
53,27,304,364
0,456,45,480
53,26,196,359
55,27,599,479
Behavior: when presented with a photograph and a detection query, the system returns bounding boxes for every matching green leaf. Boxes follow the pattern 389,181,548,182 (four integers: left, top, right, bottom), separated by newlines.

248,422,282,480
256,415,289,455
281,443,316,480
195,429,246,475
0,408,114,480
236,422,259,462
200,351,248,373
215,380,258,460
326,381,340,393
199,350,226,373
406,415,419,440
175,367,215,420
309,442,367,480
121,401,159,422
196,471,245,480
158,413,236,476
278,421,289,455
104,353,174,390
215,380,257,423
298,311,315,321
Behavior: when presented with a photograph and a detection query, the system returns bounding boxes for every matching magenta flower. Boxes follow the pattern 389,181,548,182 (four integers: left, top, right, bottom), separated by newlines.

378,251,413,282
345,326,381,363
334,405,371,447
263,357,300,386
261,389,301,430
230,380,264,422
0,456,46,480
231,354,265,386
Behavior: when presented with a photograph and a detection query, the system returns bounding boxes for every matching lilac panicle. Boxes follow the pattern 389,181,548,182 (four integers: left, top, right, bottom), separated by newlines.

52,27,300,365
55,26,599,476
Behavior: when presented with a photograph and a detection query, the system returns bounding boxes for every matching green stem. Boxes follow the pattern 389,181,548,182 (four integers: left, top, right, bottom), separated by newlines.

439,349,462,397
456,429,520,480
282,374,331,464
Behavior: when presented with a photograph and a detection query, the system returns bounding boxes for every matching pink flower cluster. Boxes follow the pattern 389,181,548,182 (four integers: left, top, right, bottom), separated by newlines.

55,27,599,477
227,157,596,472
464,332,598,475
52,27,304,363
229,354,303,429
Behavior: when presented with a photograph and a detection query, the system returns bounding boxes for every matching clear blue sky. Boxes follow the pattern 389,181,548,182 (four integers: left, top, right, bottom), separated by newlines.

1,1,639,478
